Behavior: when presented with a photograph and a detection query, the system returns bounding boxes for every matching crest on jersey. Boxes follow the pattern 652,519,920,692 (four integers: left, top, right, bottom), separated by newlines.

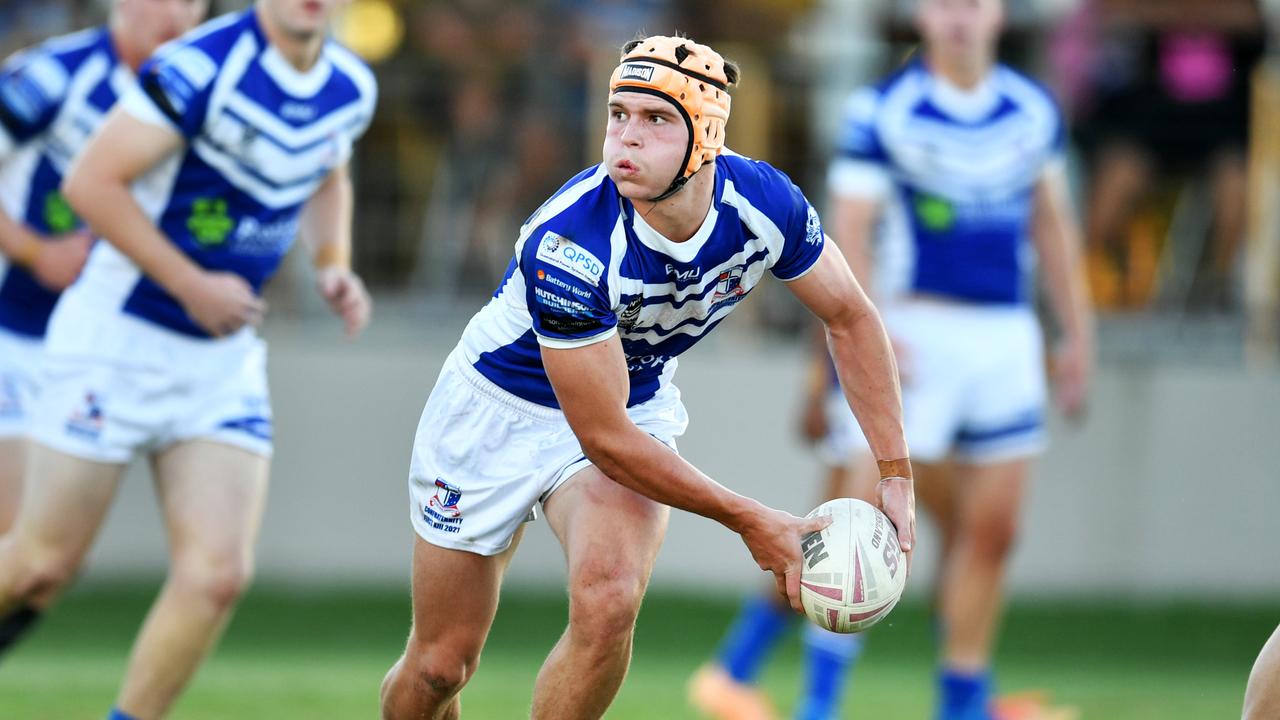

714,265,745,299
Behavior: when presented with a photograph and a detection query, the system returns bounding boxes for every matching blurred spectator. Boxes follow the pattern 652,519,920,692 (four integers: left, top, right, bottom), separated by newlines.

1062,0,1265,312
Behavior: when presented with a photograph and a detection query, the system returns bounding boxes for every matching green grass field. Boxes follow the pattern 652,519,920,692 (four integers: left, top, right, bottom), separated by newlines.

0,583,1270,719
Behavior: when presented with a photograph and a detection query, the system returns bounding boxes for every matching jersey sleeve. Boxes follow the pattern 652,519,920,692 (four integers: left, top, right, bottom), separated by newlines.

0,48,70,158
828,86,892,200
770,183,826,282
520,227,618,349
120,43,218,139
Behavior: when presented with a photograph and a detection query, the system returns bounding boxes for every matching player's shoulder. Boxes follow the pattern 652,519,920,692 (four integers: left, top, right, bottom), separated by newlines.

322,40,378,101
2,26,108,84
992,63,1061,115
28,26,111,71
148,10,254,85
717,151,808,216
520,164,621,256
840,59,926,121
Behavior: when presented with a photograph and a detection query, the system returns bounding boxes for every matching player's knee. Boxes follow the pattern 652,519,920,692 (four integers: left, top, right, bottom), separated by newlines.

176,554,255,610
405,645,479,700
7,542,80,604
970,510,1020,561
568,570,646,649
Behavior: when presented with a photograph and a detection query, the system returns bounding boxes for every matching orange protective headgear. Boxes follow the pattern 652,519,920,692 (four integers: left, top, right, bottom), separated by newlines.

609,36,733,201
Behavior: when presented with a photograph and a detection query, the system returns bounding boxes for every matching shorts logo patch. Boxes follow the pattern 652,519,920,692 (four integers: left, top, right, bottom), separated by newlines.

424,478,463,534
536,231,604,285
217,415,273,441
65,392,104,441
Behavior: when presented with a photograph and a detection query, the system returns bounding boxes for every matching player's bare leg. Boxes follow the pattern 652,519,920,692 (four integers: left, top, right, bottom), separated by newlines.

112,441,268,719
531,466,668,719
0,443,124,655
1244,624,1280,720
937,458,1029,671
381,530,522,720
0,439,26,535
912,460,958,604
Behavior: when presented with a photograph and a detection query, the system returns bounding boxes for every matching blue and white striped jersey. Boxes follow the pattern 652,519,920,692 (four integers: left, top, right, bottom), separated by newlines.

77,8,376,338
458,152,826,409
0,27,126,338
828,59,1064,305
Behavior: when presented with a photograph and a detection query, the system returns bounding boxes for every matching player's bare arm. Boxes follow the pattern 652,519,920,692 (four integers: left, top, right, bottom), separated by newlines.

1032,162,1095,419
62,110,264,337
0,197,92,293
299,163,371,338
785,239,915,556
543,335,830,609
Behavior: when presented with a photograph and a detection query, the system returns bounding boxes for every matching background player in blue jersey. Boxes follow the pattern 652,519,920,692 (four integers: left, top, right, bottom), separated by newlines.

380,35,915,720
691,2,1094,720
0,2,375,719
0,0,206,538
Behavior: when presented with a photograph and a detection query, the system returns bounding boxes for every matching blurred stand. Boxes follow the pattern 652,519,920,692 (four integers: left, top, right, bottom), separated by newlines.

1058,0,1265,316
1246,0,1280,368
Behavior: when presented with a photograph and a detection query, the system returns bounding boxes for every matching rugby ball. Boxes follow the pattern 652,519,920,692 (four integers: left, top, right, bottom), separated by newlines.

799,498,906,633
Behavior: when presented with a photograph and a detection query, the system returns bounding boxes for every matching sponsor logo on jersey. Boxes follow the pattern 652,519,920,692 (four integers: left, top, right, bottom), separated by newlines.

279,101,315,122
618,297,642,331
536,231,604,285
537,269,593,299
43,191,78,233
424,478,464,533
666,264,701,281
232,216,299,257
913,194,955,232
187,197,234,247
64,391,104,441
619,64,655,82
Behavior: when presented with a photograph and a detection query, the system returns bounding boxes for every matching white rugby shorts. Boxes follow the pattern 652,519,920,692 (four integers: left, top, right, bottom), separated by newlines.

0,329,43,439
30,297,272,464
822,300,1047,466
408,349,689,556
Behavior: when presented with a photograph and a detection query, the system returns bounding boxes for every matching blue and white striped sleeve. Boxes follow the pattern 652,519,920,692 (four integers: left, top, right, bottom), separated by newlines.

0,48,69,158
827,86,892,201
771,183,826,282
120,43,218,139
520,226,618,349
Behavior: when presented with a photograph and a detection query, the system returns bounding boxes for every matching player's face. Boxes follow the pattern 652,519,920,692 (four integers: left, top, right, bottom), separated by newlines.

603,92,690,201
114,0,207,53
917,0,1003,59
259,0,351,40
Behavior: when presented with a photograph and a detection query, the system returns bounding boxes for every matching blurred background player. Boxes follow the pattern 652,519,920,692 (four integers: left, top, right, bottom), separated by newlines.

380,35,915,720
691,1,1094,719
0,0,205,540
0,1,375,718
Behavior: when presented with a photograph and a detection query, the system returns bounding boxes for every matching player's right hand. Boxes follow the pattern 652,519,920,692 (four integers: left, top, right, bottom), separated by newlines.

179,270,266,337
30,230,93,291
738,504,832,613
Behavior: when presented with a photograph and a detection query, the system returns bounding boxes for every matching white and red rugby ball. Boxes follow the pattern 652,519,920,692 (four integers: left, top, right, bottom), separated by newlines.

799,498,907,633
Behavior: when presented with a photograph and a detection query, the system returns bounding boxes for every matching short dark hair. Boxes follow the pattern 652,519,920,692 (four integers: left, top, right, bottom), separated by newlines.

621,36,740,87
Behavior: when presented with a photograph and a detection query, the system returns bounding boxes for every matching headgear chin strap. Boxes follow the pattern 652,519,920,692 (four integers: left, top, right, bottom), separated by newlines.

609,36,733,202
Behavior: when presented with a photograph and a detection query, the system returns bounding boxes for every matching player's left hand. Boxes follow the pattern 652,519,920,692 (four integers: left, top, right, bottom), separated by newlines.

877,475,915,578
1052,337,1091,421
316,266,371,339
